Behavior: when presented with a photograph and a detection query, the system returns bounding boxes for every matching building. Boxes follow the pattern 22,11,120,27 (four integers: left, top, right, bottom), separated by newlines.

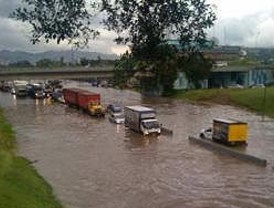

208,66,274,88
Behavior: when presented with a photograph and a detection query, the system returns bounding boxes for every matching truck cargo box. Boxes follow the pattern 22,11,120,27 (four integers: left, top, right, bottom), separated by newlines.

125,106,156,131
77,91,100,110
213,118,248,145
63,88,84,105
125,105,160,135
63,88,104,116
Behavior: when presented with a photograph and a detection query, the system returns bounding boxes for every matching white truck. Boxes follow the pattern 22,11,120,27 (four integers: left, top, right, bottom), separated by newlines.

13,80,28,97
124,105,161,135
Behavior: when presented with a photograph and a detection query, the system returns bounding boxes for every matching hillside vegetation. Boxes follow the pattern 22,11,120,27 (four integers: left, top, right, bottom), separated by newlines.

174,86,274,118
0,109,63,208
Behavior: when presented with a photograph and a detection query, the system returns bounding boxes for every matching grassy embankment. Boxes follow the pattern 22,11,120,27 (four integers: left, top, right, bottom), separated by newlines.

173,86,274,118
0,108,63,208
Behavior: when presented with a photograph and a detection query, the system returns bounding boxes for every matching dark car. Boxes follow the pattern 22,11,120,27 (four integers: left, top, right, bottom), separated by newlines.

27,84,45,99
106,104,122,114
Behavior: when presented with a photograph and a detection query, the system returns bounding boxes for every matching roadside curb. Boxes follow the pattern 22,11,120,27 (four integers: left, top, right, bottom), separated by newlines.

189,136,267,167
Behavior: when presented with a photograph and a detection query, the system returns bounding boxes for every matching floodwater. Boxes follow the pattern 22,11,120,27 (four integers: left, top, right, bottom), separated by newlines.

1,80,274,208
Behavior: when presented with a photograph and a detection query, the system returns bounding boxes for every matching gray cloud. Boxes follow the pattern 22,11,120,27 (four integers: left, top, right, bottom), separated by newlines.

1,1,274,54
0,0,121,53
0,15,124,54
211,11,274,47
0,0,21,18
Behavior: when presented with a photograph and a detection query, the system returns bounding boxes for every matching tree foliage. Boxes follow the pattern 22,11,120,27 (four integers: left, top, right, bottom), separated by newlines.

102,0,216,58
9,60,33,67
102,0,216,93
11,0,216,93
11,0,99,47
137,44,179,95
180,52,213,88
113,51,136,87
36,58,65,67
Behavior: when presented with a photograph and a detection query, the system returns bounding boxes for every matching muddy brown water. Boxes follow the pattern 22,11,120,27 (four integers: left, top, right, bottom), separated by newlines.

1,81,274,208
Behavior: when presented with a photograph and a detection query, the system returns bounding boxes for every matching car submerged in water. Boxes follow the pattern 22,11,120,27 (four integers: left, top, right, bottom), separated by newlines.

27,83,46,99
106,104,123,114
108,112,125,124
199,128,213,139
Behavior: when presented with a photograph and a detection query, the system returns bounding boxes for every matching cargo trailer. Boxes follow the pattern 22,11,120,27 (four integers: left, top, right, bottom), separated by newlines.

63,88,105,116
212,118,248,145
124,105,161,135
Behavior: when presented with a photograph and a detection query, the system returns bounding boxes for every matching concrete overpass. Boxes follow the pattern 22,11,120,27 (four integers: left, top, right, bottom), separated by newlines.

0,66,115,81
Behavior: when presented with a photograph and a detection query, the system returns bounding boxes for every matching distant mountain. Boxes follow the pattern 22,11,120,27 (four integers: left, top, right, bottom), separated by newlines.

0,50,118,64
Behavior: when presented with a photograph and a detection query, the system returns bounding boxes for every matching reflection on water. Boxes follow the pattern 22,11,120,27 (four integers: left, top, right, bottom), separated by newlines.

1,81,274,208
124,128,160,149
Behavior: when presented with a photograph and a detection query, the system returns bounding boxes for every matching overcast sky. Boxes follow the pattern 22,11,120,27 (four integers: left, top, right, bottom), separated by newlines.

1,0,274,55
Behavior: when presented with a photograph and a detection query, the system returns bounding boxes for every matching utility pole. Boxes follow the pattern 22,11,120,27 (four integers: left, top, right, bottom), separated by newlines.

262,83,267,122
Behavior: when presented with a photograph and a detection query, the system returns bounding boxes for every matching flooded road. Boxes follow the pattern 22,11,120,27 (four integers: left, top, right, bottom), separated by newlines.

1,81,274,208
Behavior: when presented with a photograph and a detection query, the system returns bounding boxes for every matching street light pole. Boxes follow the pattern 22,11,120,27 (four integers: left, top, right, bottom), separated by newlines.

262,84,267,122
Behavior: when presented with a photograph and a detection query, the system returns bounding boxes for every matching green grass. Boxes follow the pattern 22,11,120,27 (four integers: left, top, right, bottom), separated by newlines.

229,87,274,118
0,108,63,208
174,86,274,118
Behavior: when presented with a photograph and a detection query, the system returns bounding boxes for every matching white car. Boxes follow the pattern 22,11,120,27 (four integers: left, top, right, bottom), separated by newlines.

199,128,212,139
250,84,265,88
109,112,125,124
227,84,244,89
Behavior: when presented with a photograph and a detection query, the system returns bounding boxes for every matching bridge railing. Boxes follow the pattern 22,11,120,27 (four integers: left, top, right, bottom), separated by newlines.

0,66,116,81
0,66,114,74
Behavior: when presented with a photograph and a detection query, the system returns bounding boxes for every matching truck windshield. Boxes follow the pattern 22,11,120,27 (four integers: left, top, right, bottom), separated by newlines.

142,121,160,129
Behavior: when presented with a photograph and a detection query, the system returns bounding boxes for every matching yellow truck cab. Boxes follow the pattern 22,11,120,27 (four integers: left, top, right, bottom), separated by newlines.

87,102,105,116
212,118,248,146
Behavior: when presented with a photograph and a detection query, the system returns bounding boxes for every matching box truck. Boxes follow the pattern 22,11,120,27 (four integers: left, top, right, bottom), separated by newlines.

63,88,105,116
124,105,161,135
212,118,248,145
13,80,28,97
